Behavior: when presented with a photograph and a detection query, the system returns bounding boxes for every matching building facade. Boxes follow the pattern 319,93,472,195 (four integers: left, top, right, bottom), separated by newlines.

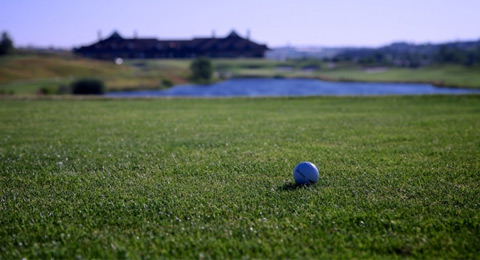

74,31,269,60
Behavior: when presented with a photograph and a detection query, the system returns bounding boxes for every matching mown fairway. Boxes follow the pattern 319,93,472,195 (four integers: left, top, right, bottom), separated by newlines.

1,96,479,258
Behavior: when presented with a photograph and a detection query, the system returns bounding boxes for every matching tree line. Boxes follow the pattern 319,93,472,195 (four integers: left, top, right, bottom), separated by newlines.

331,40,480,67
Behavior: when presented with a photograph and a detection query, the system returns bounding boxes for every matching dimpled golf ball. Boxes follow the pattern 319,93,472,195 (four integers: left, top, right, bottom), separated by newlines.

293,162,319,185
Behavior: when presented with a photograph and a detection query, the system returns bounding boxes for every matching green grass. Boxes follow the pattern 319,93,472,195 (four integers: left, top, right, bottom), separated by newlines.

0,54,128,84
1,96,479,258
0,78,71,95
316,64,480,88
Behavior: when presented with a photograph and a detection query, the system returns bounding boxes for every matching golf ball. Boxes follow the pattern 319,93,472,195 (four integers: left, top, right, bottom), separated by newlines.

293,162,319,185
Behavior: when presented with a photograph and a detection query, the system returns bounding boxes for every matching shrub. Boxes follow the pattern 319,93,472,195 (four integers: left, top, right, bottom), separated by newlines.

190,57,213,83
71,79,105,95
0,89,14,95
161,79,174,88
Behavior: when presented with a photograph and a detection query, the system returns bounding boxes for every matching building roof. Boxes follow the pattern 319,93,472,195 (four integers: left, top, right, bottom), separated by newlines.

75,30,269,58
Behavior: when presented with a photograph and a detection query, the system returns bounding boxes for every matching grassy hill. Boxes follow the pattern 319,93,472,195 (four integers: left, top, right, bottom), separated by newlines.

0,54,189,94
1,96,479,258
0,54,125,83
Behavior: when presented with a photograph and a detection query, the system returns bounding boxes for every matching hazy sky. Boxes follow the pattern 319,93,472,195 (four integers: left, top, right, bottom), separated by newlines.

1,0,479,48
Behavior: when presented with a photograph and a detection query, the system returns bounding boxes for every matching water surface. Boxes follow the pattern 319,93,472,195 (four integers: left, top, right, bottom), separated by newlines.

107,78,480,97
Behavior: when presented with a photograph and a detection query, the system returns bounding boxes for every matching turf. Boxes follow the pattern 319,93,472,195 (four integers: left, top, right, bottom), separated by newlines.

1,96,479,258
0,54,128,84
316,64,480,89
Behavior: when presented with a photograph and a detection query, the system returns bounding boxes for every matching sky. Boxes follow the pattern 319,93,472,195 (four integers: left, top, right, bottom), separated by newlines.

1,0,479,49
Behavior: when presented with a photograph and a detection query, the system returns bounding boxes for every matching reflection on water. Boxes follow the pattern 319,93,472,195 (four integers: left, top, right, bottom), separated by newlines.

106,78,480,98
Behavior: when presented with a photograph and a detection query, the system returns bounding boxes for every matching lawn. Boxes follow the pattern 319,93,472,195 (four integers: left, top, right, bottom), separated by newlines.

1,96,479,258
316,64,480,89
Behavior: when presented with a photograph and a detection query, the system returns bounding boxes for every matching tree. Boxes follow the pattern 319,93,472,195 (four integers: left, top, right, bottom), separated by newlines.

190,57,213,83
464,46,480,67
435,45,466,64
0,31,14,56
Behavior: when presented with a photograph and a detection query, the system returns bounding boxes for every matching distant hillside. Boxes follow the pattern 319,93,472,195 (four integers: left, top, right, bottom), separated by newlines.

266,46,343,60
0,53,190,94
267,39,480,68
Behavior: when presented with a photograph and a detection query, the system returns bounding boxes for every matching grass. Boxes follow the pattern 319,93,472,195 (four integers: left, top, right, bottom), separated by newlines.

0,54,127,84
3,54,480,95
1,96,479,258
0,54,189,94
316,64,480,88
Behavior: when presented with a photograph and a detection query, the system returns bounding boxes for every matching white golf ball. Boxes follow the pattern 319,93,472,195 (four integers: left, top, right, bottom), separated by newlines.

293,162,319,185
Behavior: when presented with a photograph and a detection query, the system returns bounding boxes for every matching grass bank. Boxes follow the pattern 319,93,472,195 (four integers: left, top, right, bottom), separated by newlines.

1,96,479,258
211,59,480,88
0,54,189,95
147,59,480,89
316,64,480,89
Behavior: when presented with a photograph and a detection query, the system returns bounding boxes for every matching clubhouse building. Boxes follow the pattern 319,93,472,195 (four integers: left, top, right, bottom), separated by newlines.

74,31,269,60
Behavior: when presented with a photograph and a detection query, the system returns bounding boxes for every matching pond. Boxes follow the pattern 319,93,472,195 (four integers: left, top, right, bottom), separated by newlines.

106,78,480,97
